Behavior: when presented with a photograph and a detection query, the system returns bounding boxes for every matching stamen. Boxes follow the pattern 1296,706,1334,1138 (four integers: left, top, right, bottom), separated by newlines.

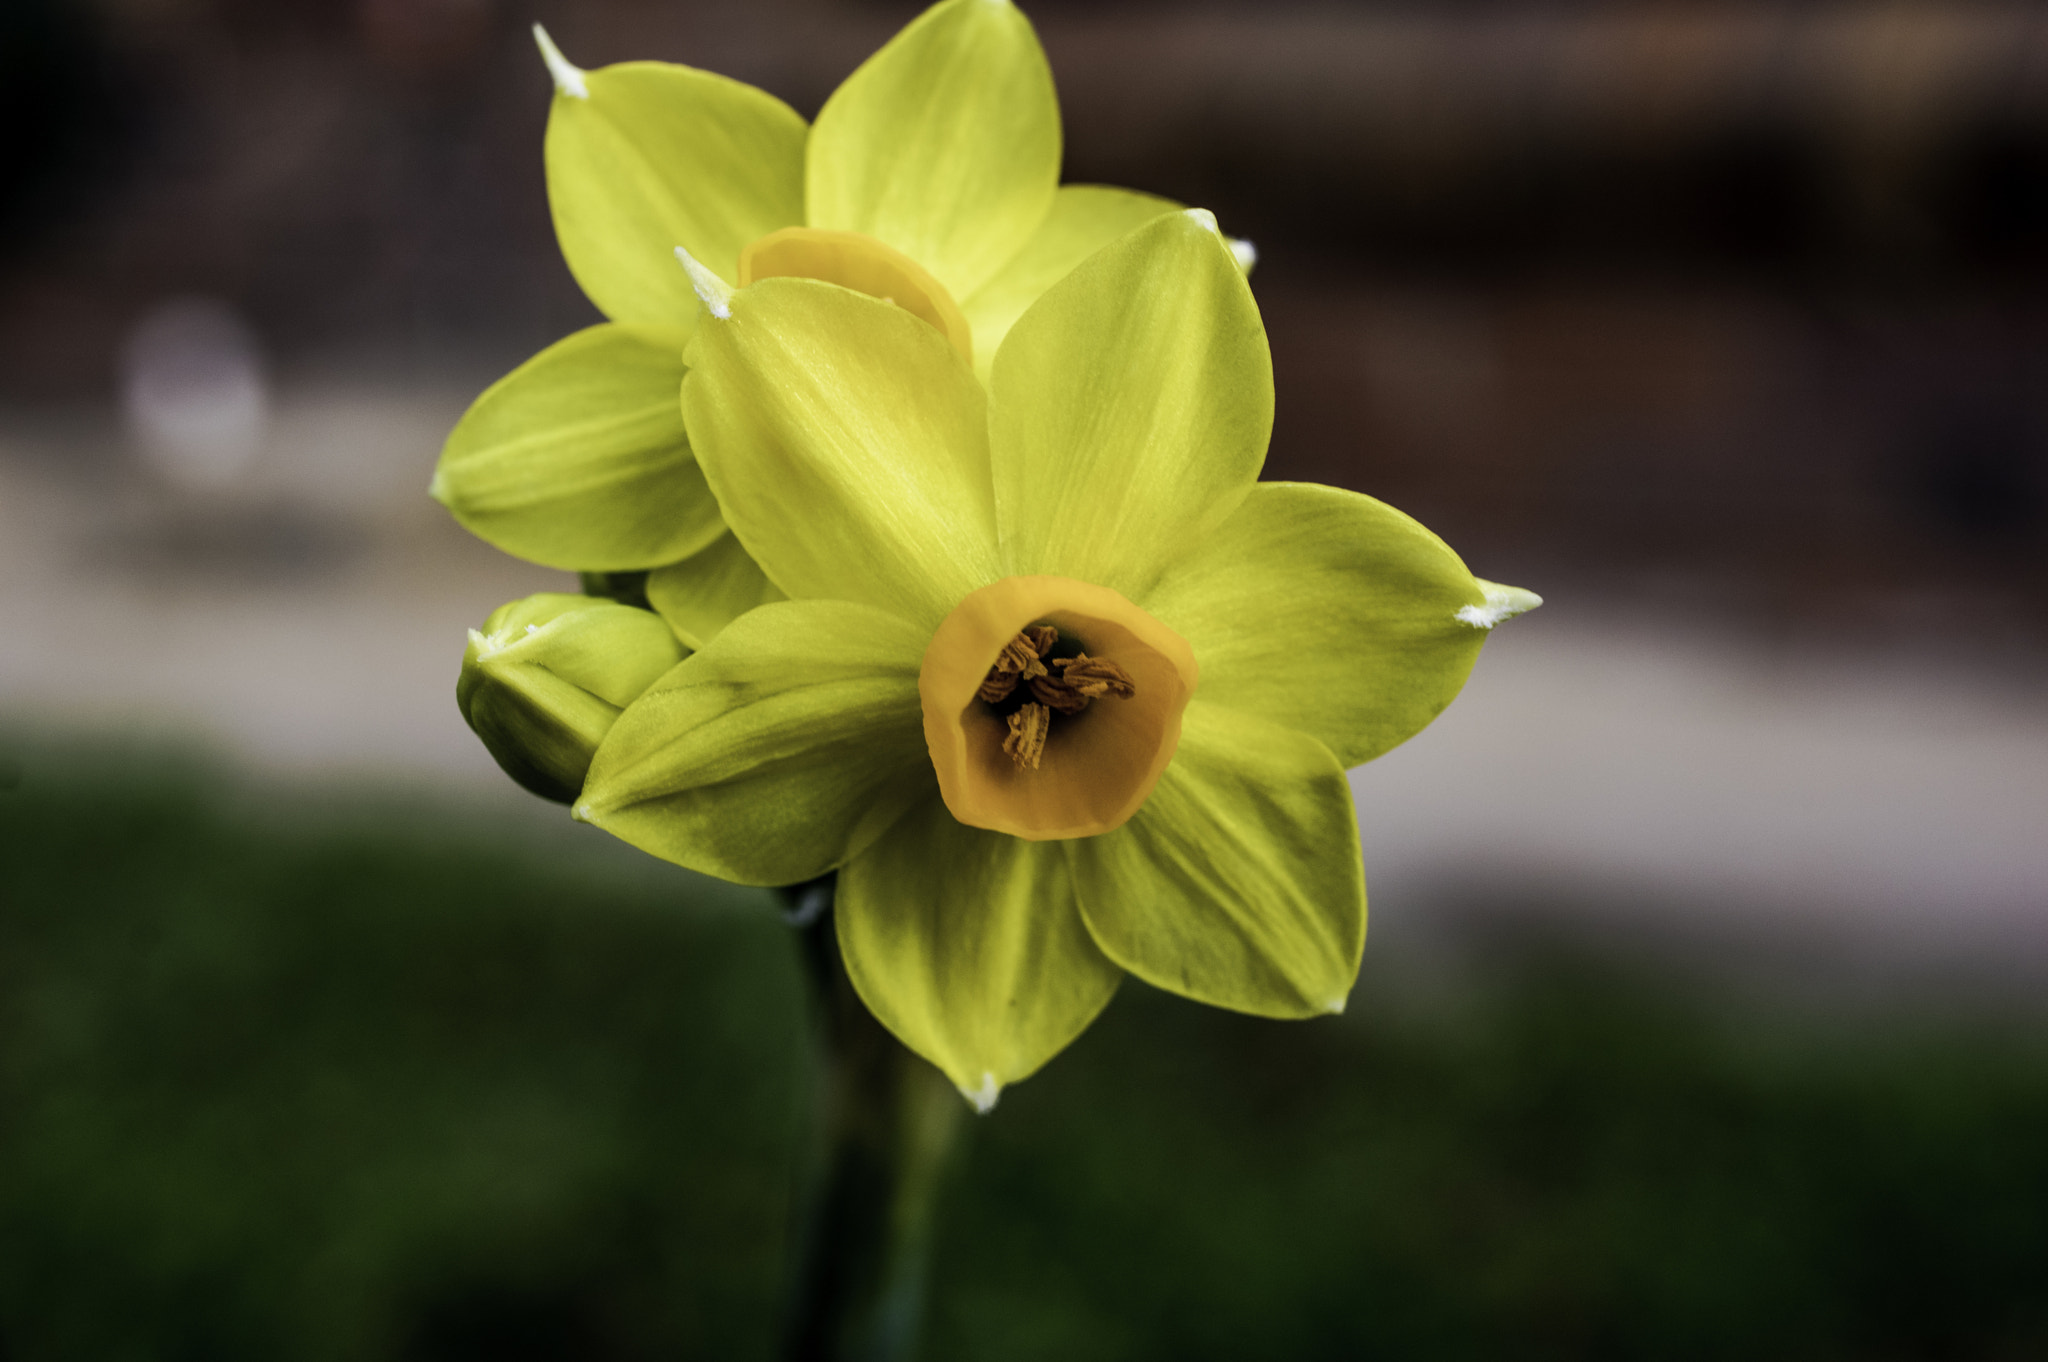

975,630,1052,703
1003,704,1050,770
979,627,1141,770
1030,653,1137,714
1027,673,1091,715
1055,654,1138,700
996,634,1050,678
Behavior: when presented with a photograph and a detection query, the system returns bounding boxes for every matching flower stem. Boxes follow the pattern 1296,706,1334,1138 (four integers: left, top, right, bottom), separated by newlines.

779,876,965,1362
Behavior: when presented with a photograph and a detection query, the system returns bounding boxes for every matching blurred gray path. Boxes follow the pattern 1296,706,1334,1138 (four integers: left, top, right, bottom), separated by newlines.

1,384,552,786
1353,611,2048,983
4,387,2044,982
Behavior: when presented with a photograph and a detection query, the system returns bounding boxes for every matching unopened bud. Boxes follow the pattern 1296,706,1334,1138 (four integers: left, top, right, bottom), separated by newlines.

458,593,685,803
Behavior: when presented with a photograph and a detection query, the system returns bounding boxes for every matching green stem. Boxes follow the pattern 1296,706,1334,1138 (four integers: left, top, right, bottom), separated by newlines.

779,877,966,1362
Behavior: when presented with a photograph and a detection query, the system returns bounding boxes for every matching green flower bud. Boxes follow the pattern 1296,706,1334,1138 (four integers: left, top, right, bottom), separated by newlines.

458,593,685,803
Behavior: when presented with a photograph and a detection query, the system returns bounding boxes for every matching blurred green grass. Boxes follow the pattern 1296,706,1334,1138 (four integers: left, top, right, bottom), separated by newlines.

2,744,2045,1360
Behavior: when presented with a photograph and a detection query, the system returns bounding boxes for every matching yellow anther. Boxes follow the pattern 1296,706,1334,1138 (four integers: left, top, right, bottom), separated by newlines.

979,629,1139,766
1003,703,1051,771
1029,652,1137,715
976,630,1053,703
996,634,1049,679
1056,653,1138,700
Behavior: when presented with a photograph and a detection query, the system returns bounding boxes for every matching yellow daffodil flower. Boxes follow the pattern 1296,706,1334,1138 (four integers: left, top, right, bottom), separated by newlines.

431,0,1242,622
573,211,1539,1110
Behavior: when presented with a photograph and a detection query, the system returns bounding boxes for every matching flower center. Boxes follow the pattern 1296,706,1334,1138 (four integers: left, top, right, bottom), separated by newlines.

920,576,1198,841
975,623,1139,771
738,227,973,363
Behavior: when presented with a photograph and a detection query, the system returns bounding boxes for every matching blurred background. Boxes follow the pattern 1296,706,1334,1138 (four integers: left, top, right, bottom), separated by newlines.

3,0,2046,1358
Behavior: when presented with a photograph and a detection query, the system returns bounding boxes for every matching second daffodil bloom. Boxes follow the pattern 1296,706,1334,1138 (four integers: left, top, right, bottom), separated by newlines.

575,211,1539,1110
431,0,1242,615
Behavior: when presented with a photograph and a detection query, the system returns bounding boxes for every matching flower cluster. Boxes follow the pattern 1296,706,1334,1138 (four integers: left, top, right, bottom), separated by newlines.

439,0,1537,1109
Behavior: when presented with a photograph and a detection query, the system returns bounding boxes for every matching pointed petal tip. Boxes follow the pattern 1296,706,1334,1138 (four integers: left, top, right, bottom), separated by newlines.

674,247,734,319
1457,581,1543,630
571,799,600,826
1324,995,1348,1016
532,24,589,99
1229,237,1259,275
961,1071,1002,1114
1183,207,1221,235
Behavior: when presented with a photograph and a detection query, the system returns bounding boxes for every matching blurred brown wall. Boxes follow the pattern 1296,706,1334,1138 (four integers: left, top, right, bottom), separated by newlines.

5,0,2045,637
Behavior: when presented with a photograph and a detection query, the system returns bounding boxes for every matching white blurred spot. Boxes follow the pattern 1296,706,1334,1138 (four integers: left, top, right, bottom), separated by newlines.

1229,237,1259,274
121,297,269,489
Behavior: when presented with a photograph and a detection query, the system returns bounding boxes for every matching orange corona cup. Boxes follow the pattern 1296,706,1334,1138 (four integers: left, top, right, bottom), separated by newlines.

920,576,1197,840
740,227,976,363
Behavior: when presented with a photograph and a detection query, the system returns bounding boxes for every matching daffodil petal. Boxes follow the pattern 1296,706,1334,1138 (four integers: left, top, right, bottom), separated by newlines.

432,324,724,572
645,531,787,651
576,599,932,885
959,185,1181,383
1144,482,1493,769
838,795,1122,1106
1067,701,1364,1019
806,0,1059,301
989,210,1271,598
546,58,806,326
681,278,1000,629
